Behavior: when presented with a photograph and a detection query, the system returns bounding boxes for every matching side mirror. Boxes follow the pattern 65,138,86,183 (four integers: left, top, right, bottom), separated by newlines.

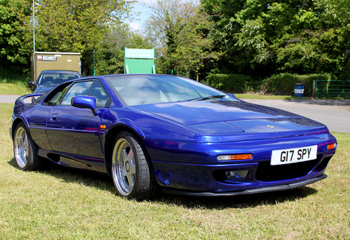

28,81,34,86
71,96,99,115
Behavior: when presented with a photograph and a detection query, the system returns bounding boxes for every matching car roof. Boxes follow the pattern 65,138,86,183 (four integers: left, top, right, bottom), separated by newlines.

40,70,81,74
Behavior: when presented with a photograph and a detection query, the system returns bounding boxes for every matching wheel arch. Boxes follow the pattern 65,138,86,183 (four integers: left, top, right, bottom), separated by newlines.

11,117,29,139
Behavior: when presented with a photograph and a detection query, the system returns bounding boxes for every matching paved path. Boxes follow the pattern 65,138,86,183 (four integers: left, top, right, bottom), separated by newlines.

0,95,21,103
1,95,349,133
244,99,350,133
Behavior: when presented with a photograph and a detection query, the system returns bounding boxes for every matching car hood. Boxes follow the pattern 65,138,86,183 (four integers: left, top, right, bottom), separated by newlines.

34,84,58,94
132,100,326,134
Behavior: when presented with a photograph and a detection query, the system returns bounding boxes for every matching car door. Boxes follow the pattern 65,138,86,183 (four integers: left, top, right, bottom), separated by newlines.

46,80,105,159
26,85,69,151
26,104,53,150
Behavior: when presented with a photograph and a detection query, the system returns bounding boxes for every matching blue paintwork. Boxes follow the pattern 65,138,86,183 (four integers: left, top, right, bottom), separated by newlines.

11,74,337,195
72,96,97,111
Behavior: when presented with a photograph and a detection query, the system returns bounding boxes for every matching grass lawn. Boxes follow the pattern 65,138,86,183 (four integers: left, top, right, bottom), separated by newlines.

234,93,310,100
1,103,349,239
0,83,30,95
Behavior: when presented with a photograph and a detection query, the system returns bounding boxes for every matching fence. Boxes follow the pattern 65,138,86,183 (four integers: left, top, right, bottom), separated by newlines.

314,80,350,98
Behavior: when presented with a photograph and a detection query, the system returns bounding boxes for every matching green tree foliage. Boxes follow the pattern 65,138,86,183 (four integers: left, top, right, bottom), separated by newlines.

144,0,220,79
318,0,350,79
0,0,31,70
4,0,132,74
94,24,153,75
202,0,350,79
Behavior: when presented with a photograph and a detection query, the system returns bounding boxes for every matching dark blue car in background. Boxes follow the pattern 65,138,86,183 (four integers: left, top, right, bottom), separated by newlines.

28,70,82,95
11,74,337,200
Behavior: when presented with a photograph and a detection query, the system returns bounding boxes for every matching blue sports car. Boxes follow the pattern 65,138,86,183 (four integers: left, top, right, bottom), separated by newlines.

10,74,337,200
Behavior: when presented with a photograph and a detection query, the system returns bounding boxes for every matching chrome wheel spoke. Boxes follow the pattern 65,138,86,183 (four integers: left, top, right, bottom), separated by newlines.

127,149,134,162
112,138,137,196
125,161,135,188
14,127,28,168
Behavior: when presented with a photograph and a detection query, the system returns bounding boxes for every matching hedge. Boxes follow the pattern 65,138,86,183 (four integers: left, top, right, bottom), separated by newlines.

202,73,252,92
261,73,334,96
203,72,334,96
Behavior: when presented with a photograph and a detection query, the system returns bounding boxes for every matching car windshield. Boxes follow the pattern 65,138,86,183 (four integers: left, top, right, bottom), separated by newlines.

106,75,237,106
38,72,81,85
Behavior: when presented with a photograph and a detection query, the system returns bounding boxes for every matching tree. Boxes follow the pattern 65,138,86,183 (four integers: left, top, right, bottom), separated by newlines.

0,0,31,70
16,0,133,75
317,0,350,79
94,24,153,75
144,0,219,79
202,0,350,78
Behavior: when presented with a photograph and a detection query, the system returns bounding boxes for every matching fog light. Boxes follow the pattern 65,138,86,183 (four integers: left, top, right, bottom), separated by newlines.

225,170,249,179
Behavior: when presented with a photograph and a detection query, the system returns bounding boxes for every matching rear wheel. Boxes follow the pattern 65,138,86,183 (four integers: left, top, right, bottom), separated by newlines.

111,131,156,200
13,122,43,171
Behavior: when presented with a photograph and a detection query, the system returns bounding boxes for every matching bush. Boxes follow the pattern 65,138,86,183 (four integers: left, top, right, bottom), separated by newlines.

202,73,252,92
261,73,333,96
0,65,30,84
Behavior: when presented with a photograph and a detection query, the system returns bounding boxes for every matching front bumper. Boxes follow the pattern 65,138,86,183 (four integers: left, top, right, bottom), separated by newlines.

148,131,336,194
163,174,327,197
152,152,333,193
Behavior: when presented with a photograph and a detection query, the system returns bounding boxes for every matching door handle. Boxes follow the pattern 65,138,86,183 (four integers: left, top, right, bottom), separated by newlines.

50,114,58,121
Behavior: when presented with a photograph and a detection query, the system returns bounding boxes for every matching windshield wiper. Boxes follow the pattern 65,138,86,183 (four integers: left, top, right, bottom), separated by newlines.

184,94,226,102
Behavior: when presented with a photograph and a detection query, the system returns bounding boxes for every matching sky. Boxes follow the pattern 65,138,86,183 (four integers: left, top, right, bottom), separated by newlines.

125,0,155,32
125,0,200,32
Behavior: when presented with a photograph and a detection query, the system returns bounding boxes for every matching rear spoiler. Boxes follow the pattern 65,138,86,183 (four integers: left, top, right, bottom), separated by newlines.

15,93,44,105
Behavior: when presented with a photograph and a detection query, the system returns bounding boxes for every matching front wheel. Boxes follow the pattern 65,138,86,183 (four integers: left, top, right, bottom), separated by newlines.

111,131,155,200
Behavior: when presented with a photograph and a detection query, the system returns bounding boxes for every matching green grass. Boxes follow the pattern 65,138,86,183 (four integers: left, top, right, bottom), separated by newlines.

0,66,31,95
0,82,31,95
1,103,349,239
234,93,311,100
234,93,350,100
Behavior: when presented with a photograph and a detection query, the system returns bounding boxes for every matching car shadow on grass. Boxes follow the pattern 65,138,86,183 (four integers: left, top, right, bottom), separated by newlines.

8,157,116,193
157,187,318,209
8,157,318,209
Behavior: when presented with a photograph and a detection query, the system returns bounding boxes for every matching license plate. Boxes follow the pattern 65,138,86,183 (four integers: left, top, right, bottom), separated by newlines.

271,145,317,166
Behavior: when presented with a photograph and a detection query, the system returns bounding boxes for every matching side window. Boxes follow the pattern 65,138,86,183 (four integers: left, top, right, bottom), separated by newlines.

45,84,71,106
61,81,93,106
90,81,109,108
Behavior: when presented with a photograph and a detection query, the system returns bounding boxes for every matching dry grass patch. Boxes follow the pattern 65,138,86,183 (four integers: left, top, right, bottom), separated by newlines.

0,103,349,239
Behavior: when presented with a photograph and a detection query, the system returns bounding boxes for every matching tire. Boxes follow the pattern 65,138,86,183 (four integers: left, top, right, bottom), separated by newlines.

13,122,43,171
111,131,156,200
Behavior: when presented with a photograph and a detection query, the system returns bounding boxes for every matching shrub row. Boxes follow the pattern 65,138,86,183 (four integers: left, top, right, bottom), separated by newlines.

203,73,334,96
0,65,30,84
261,73,334,96
201,73,252,93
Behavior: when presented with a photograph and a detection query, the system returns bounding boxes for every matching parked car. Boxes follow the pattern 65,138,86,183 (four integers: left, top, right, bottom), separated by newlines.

28,70,82,94
11,74,337,200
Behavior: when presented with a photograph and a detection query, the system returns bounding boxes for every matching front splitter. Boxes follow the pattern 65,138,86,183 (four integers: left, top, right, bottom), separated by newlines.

162,174,327,197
